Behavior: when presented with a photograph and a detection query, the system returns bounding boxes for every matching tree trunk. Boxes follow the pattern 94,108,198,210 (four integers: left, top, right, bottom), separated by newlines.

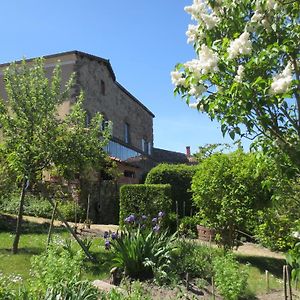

12,179,27,254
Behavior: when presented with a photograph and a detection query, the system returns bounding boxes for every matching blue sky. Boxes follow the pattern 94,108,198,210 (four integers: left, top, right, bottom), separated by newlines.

0,0,249,154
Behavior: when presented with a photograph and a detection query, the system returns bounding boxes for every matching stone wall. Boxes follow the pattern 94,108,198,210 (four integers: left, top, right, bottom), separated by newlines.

74,53,154,154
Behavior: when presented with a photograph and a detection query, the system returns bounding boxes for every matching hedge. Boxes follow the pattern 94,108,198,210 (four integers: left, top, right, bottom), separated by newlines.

145,164,198,218
119,184,172,226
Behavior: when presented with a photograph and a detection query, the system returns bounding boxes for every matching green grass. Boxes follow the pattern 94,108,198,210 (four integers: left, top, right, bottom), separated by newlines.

0,214,112,282
237,254,285,295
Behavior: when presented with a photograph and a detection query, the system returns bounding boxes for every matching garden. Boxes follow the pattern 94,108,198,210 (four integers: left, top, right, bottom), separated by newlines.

1,0,300,298
1,155,300,299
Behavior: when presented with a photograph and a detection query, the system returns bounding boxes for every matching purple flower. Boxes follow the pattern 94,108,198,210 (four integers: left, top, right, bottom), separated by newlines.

141,215,147,221
153,225,160,232
103,231,109,239
152,217,158,224
158,211,165,218
128,214,135,223
105,240,111,250
111,232,118,240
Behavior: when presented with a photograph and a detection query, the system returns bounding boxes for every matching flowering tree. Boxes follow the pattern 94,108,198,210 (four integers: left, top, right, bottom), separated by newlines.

172,0,300,169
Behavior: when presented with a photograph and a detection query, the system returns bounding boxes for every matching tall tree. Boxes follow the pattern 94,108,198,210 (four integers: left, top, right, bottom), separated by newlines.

172,0,300,170
0,58,110,253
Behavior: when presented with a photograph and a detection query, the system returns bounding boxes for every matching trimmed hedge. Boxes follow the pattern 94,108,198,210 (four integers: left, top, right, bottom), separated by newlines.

119,184,172,226
145,164,198,218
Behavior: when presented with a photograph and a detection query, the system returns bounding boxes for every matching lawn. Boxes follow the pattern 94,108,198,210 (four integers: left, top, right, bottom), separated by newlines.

0,214,112,282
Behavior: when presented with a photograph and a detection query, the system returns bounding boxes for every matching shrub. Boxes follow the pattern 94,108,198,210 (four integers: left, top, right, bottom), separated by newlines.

145,164,197,218
286,242,300,283
0,193,85,222
119,184,172,227
255,209,299,251
43,279,99,300
178,216,199,239
172,240,222,280
192,150,273,249
29,243,84,296
255,178,300,251
212,253,248,300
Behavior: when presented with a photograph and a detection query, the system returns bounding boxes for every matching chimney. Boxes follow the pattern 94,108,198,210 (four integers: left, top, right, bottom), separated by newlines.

186,146,191,157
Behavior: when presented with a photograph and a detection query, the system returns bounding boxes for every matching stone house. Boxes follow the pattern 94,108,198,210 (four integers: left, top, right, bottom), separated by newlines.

0,50,193,224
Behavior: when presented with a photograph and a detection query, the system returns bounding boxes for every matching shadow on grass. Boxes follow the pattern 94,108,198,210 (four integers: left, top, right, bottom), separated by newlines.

0,213,66,235
84,250,115,278
0,246,43,255
237,255,285,277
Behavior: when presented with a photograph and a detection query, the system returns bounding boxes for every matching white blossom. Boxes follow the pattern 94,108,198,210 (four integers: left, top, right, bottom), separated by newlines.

266,0,278,10
186,24,204,44
184,0,219,30
269,63,293,95
251,10,264,23
234,65,245,83
170,71,185,87
189,100,204,111
189,83,207,98
201,14,220,30
227,31,252,59
184,44,219,75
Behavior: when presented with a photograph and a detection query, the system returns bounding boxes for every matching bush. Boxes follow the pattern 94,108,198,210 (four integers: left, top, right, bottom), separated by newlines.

178,216,199,238
255,210,299,251
119,184,172,226
145,164,197,218
29,244,84,295
212,253,248,300
255,178,300,251
173,240,222,280
0,193,85,222
192,150,273,249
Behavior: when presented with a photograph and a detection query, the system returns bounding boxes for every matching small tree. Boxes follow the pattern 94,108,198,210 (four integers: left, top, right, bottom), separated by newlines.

192,150,273,249
0,58,110,253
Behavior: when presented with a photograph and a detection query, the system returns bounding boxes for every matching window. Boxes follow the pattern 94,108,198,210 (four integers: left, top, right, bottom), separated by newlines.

142,138,148,154
124,170,135,178
85,111,91,127
101,80,105,95
124,123,130,144
148,142,152,155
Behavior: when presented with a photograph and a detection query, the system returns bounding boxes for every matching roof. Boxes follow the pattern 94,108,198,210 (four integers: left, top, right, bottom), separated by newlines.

0,50,155,118
152,148,190,164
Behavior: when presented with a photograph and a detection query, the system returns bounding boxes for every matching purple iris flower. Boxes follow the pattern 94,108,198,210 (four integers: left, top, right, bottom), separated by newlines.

103,231,109,239
152,217,158,224
141,215,147,221
105,240,111,250
158,211,165,218
128,214,135,223
111,232,118,240
153,225,160,232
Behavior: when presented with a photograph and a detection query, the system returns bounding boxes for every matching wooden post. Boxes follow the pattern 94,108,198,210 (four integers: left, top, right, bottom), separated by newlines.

287,265,293,300
176,200,179,234
86,193,91,228
186,272,189,291
47,201,58,247
265,270,269,293
284,265,288,300
212,276,215,300
47,197,96,262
